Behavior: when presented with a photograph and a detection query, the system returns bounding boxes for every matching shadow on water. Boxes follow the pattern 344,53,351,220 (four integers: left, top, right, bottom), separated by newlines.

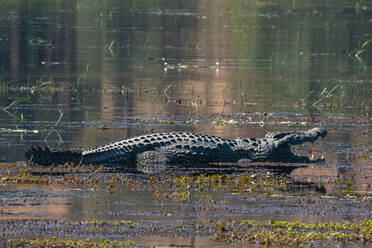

0,0,371,247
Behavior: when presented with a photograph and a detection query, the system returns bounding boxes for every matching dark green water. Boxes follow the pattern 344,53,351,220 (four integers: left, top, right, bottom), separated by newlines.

0,0,371,247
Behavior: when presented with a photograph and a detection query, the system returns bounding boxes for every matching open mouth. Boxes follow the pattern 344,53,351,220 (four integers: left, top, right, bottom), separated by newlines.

267,127,327,163
277,143,325,163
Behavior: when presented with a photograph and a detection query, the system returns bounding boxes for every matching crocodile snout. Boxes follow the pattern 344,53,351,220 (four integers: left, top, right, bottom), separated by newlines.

313,127,327,138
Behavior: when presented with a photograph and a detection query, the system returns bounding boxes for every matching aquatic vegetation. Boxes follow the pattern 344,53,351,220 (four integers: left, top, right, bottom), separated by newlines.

183,119,200,124
0,77,60,95
294,85,345,109
43,109,64,144
2,95,30,122
210,119,240,125
79,219,138,228
76,64,90,85
150,173,292,203
311,85,344,108
353,37,372,59
28,36,50,47
1,128,38,134
0,163,103,186
8,237,137,248
1,172,51,185
105,39,117,55
2,96,30,111
1,162,369,204
0,164,290,195
163,62,188,70
215,218,372,246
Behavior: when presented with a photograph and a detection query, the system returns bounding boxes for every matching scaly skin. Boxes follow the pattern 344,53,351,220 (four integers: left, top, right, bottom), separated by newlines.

25,127,327,173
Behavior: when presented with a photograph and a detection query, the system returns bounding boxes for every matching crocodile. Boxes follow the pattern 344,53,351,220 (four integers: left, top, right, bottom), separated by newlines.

25,127,327,173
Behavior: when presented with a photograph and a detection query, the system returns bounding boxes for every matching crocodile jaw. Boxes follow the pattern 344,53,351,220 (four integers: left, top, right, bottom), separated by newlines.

267,127,327,163
269,145,323,163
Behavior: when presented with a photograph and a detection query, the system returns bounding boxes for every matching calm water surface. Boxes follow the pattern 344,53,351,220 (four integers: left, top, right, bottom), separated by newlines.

0,0,371,247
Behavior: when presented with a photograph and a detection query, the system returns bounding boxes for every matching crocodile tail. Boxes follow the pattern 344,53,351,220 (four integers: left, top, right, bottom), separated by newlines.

25,146,83,166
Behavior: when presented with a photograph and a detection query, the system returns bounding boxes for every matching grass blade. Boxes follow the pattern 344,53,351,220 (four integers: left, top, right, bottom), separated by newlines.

3,96,30,110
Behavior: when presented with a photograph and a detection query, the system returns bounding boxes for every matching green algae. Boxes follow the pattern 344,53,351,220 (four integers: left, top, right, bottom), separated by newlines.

8,237,137,248
1,163,369,202
215,218,372,246
79,219,138,228
150,173,292,202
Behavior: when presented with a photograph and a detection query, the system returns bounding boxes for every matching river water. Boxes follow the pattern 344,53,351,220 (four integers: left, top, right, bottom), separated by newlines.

0,0,371,247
